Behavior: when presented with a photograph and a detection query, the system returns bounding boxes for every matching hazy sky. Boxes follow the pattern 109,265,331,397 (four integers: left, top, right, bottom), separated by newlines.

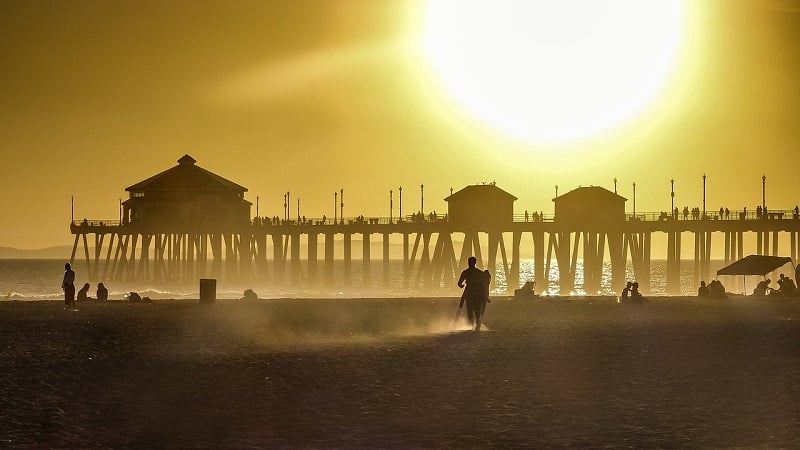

1,0,799,248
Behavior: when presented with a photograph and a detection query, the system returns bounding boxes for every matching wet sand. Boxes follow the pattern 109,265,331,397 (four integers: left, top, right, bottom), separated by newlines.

1,296,799,448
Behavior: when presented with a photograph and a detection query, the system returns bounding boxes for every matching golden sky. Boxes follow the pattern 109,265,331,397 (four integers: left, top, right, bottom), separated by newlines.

1,0,799,248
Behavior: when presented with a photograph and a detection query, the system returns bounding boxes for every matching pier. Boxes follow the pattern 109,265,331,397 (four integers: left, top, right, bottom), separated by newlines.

69,156,800,294
70,209,800,294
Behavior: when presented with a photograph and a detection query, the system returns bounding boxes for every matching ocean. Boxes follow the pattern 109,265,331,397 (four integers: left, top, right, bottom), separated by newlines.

0,258,770,300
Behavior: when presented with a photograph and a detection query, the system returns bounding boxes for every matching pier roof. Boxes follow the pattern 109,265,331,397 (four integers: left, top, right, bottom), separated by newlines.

445,183,518,202
554,186,626,202
125,154,247,193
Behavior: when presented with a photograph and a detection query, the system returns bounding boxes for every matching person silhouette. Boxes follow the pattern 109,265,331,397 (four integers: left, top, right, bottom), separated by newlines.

96,282,108,301
620,281,632,301
631,282,647,302
62,263,76,310
698,281,710,298
77,283,90,302
457,256,485,331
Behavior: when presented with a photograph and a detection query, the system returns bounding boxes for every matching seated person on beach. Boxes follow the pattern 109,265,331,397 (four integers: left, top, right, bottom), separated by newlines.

775,274,796,297
782,277,797,297
620,282,632,301
708,280,727,299
77,283,91,302
753,280,770,296
630,282,647,302
697,281,709,298
96,283,108,301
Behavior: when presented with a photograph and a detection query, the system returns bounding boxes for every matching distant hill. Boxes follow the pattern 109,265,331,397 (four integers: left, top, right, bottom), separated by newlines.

0,246,76,259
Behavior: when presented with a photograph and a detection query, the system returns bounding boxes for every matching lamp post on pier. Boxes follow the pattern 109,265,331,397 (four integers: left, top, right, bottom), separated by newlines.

613,178,617,194
297,198,300,222
71,195,74,223
670,179,674,218
389,190,393,223
256,196,259,218
340,189,344,224
420,184,424,218
334,192,337,223
762,175,766,212
633,182,636,218
702,174,706,218
399,186,403,221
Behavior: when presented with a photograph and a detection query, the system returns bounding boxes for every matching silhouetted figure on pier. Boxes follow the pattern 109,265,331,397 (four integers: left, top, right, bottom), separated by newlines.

62,263,76,310
96,282,108,301
77,283,90,302
725,208,730,219
794,206,799,219
756,206,763,219
458,256,485,331
697,281,709,298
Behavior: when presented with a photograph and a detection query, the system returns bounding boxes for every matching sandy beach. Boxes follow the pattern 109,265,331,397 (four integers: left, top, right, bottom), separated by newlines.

1,296,799,448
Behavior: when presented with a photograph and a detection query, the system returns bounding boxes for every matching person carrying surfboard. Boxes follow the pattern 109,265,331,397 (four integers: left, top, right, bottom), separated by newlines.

457,256,486,331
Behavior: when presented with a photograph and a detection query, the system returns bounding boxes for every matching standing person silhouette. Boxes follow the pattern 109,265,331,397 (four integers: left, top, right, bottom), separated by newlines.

62,262,76,310
457,256,485,331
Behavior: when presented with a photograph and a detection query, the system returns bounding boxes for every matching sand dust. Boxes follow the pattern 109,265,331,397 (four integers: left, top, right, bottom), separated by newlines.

0,296,798,448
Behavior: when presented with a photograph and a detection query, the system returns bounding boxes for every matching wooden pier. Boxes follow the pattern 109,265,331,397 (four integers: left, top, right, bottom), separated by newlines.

68,157,800,294
70,213,800,294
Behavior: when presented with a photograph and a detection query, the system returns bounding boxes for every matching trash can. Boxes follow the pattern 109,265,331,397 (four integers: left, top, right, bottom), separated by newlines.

199,278,216,304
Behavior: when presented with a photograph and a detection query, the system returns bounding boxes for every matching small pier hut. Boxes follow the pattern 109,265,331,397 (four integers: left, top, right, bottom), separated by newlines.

554,186,626,228
122,154,251,232
551,186,629,293
445,183,517,229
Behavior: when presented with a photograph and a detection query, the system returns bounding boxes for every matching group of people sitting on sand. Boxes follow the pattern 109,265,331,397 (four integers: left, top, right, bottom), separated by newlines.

753,273,797,297
697,280,727,299
62,263,109,310
76,282,109,302
619,281,647,302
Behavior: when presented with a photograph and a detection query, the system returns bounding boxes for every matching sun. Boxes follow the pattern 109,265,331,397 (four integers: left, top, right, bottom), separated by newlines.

421,0,686,144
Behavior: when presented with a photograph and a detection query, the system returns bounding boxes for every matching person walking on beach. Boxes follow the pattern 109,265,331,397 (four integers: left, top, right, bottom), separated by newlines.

458,256,485,331
62,262,76,310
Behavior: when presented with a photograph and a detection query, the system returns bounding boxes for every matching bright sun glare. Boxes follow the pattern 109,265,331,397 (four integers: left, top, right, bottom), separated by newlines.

422,0,685,144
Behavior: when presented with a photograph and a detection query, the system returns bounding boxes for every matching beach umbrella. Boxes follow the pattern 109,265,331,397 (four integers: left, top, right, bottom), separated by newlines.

716,255,794,295
716,255,793,276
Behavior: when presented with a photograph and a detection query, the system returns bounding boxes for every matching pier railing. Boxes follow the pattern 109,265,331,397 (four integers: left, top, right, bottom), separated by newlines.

72,208,800,230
